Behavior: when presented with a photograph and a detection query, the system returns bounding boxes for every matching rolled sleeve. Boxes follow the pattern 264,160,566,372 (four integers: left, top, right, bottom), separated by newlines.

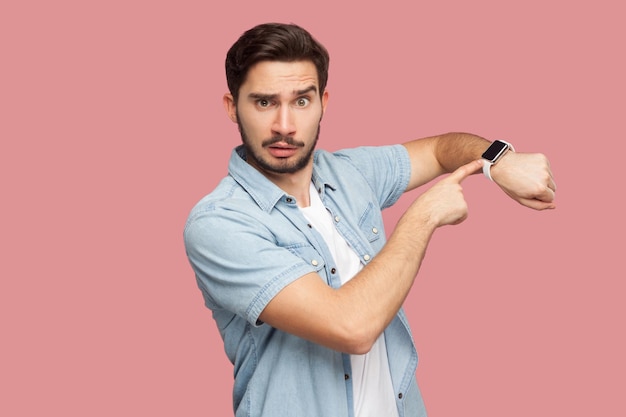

184,203,316,326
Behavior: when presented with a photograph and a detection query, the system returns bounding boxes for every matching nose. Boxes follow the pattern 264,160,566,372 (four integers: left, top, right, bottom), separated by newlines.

271,105,296,137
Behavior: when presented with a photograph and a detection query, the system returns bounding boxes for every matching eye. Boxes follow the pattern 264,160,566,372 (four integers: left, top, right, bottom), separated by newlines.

257,99,271,108
295,97,310,107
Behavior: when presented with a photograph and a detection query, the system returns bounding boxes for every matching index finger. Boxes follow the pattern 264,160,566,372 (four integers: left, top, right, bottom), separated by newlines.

445,159,484,184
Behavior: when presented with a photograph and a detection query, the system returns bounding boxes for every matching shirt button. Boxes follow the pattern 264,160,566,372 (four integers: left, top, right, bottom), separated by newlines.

331,268,337,274
286,197,293,203
311,260,319,266
372,227,378,234
307,223,313,228
344,374,350,380
363,254,371,261
334,216,340,223
398,393,403,399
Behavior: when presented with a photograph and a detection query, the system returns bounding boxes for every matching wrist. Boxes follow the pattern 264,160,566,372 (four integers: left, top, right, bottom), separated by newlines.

481,140,514,181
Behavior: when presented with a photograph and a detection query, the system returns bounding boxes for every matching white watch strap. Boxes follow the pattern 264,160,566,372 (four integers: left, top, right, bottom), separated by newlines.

482,141,514,181
482,160,495,181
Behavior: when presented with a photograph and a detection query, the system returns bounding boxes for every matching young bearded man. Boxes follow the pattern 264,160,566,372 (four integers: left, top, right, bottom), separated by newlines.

184,22,556,417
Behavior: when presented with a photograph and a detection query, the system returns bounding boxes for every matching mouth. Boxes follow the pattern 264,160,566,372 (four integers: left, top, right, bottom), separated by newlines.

262,136,304,158
267,142,300,158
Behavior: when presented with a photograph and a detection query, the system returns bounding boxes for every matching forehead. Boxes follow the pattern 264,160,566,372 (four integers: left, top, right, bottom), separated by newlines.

241,60,319,95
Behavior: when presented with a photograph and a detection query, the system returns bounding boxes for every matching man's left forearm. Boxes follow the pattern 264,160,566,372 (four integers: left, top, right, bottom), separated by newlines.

433,132,491,173
403,132,491,190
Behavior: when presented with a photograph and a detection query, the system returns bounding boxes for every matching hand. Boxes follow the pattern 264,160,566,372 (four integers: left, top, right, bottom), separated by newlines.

410,159,483,227
491,152,557,210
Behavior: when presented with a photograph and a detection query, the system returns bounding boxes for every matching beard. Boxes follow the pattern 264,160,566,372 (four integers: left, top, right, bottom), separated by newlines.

237,116,321,175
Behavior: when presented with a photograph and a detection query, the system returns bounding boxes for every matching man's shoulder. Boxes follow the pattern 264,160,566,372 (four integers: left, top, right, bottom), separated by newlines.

314,145,409,177
313,147,371,170
315,144,407,163
185,176,259,227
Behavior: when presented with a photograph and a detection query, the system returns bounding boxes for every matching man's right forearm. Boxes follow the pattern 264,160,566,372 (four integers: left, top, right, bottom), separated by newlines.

330,159,480,354
257,161,481,355
335,206,437,353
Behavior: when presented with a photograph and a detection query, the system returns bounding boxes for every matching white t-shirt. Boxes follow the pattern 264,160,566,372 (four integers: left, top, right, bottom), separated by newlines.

300,183,399,417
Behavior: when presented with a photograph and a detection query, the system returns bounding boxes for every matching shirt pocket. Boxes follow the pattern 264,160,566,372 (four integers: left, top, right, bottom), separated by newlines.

357,203,385,251
285,243,328,282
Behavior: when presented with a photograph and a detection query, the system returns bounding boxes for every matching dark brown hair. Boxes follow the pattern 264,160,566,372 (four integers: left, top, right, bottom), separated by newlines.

225,23,330,103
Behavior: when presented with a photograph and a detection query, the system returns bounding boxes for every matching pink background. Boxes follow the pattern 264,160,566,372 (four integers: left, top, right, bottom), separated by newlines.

2,0,624,415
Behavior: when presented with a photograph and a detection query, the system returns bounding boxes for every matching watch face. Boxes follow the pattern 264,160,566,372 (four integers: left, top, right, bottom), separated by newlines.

482,140,509,162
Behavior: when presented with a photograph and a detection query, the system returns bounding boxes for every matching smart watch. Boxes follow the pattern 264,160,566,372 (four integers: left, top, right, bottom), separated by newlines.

481,140,514,181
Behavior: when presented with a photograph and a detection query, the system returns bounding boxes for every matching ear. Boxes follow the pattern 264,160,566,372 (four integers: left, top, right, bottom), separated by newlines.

223,93,238,123
321,90,329,115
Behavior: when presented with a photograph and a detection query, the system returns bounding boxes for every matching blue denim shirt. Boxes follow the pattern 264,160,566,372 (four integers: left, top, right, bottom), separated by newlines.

184,145,427,417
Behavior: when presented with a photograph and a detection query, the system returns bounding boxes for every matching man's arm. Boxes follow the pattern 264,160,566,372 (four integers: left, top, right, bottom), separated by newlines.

403,132,557,210
259,132,556,354
259,160,483,354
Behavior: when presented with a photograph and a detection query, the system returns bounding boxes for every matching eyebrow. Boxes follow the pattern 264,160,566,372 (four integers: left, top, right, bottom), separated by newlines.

248,85,318,101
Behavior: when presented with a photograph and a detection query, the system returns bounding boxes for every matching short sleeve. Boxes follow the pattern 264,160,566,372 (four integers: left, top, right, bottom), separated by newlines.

184,203,317,326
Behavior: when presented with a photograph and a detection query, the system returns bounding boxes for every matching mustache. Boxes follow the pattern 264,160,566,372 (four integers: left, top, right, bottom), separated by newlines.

262,136,305,147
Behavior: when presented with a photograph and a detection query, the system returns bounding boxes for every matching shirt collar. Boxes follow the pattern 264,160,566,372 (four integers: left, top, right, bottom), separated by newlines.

311,151,337,200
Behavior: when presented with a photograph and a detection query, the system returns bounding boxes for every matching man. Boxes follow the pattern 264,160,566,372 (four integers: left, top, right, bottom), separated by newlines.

184,23,556,417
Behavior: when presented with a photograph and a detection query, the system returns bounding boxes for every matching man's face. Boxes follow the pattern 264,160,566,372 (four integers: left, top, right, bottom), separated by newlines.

224,60,328,176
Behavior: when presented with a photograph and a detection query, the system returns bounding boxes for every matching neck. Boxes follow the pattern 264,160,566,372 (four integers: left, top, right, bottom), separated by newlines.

273,166,313,207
